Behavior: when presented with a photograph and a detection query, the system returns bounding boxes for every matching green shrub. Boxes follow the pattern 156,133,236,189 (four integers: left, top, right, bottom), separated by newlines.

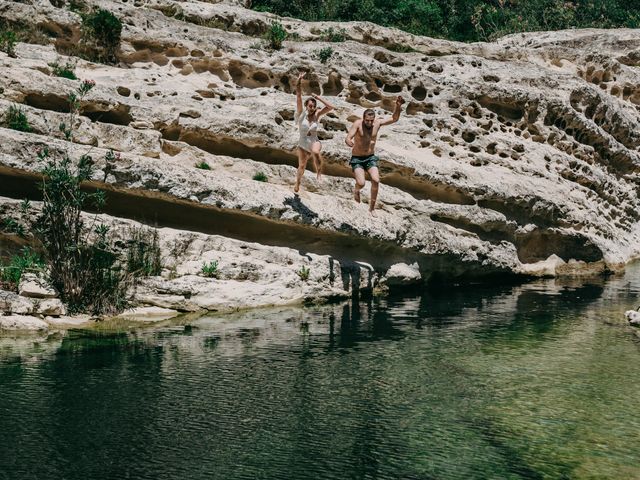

265,21,287,50
297,265,310,281
0,29,17,57
50,60,78,80
125,226,162,277
6,105,31,133
0,247,44,289
67,0,89,13
195,161,211,170
35,147,131,314
82,8,122,62
201,260,219,278
2,217,26,238
319,27,347,42
59,79,94,141
30,80,134,315
252,171,268,182
316,46,334,64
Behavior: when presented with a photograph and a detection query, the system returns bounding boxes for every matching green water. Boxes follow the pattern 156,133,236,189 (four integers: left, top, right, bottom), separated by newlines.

1,267,640,479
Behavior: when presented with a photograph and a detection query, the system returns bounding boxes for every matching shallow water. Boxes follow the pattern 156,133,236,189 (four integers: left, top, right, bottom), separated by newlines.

1,266,640,480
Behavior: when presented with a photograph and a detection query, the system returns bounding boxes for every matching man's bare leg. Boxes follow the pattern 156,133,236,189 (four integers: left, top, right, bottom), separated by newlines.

311,142,323,181
295,148,309,193
367,166,380,216
353,167,366,203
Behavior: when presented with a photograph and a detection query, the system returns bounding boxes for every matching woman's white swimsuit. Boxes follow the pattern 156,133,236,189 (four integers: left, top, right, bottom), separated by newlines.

295,110,319,152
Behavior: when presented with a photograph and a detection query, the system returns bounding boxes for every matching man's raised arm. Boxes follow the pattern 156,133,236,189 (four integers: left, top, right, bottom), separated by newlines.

379,96,405,126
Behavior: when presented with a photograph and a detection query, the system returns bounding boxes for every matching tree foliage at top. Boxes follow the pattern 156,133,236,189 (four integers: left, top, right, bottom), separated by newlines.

251,0,640,42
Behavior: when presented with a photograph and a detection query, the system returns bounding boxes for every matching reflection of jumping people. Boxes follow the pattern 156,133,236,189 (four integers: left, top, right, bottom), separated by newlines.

345,96,405,216
294,72,334,193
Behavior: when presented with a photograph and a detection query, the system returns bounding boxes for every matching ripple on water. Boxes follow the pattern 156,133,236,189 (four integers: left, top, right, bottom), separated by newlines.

1,265,640,479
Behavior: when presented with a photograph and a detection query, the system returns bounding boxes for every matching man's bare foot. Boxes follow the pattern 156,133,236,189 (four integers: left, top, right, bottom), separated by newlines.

294,183,300,193
354,189,361,203
369,209,377,217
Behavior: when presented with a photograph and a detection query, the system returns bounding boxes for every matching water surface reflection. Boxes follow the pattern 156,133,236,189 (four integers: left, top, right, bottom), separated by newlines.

1,267,640,479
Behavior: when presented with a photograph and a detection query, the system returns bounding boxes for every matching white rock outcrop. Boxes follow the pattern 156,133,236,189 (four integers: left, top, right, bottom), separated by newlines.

2,0,640,313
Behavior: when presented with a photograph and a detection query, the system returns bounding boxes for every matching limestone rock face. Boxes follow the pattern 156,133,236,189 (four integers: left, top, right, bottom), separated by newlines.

2,0,640,312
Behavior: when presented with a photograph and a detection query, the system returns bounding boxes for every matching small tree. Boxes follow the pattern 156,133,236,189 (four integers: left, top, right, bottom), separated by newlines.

31,80,131,314
265,21,287,50
0,29,17,57
82,8,122,63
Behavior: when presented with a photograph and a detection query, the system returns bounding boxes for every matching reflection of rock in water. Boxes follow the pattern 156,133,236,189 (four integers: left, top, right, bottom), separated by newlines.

0,332,65,363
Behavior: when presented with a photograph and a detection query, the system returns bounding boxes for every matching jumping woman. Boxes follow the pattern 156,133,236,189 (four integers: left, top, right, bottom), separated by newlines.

294,72,334,193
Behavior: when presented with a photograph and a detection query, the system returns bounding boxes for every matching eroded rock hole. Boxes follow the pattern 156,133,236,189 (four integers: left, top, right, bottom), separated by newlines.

383,84,402,93
411,86,427,101
83,104,132,126
23,93,70,113
515,230,603,263
477,96,524,120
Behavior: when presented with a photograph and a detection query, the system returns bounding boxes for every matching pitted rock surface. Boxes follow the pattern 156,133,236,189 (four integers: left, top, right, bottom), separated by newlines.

2,0,640,312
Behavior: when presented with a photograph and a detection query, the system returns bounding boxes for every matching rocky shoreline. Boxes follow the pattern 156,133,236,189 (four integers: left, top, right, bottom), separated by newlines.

2,0,640,322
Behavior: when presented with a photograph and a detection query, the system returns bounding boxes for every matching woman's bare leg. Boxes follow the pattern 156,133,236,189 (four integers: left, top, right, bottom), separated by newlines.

311,141,323,181
295,148,309,193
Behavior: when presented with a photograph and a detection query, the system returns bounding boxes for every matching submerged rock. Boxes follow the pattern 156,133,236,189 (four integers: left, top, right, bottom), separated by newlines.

115,306,180,322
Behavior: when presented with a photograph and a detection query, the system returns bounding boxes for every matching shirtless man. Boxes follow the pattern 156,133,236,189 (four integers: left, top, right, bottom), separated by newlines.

345,96,405,216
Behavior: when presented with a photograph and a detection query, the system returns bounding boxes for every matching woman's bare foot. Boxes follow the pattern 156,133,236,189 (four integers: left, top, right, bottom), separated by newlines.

316,171,322,182
369,208,377,217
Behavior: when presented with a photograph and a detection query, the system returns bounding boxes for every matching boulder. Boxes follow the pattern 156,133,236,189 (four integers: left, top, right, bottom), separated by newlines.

383,262,422,287
0,315,48,331
18,274,57,299
34,299,67,316
0,290,34,315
